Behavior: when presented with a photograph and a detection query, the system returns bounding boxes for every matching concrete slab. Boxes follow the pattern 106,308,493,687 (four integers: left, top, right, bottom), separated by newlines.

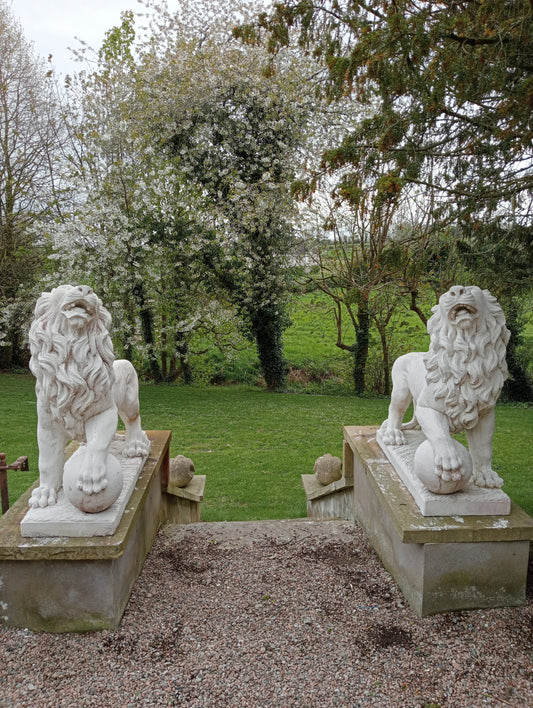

302,474,354,520
165,475,206,524
167,474,205,502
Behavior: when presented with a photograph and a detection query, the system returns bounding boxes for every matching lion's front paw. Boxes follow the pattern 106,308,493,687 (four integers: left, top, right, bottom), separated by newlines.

77,453,108,495
29,485,58,508
434,442,463,482
380,425,406,446
473,468,504,489
77,474,108,495
122,433,150,458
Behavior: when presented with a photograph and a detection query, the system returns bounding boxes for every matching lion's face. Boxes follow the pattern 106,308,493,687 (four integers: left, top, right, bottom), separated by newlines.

47,285,104,334
425,284,510,431
29,284,116,439
438,285,486,332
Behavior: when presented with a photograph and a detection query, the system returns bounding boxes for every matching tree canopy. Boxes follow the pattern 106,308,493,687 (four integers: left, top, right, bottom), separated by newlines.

0,1,64,366
234,0,533,396
42,1,311,388
1,0,532,396
239,0,533,228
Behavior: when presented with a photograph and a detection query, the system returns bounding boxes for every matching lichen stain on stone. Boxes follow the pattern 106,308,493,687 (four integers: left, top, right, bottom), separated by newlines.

489,518,509,529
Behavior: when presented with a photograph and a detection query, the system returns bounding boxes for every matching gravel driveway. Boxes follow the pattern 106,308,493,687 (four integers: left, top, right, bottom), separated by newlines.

1,519,532,707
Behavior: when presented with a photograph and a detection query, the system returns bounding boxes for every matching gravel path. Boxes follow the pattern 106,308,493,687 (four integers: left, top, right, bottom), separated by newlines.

1,519,532,708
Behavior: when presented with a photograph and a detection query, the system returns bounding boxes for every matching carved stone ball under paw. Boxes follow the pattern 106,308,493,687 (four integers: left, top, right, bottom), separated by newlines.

63,447,123,513
414,439,472,494
169,455,195,488
314,454,342,486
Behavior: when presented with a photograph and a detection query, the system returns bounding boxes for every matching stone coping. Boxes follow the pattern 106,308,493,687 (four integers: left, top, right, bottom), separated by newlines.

0,430,171,561
344,425,533,545
301,473,353,501
167,475,206,502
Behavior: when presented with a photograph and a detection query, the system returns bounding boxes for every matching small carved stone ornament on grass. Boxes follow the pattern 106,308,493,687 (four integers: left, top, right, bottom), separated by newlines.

314,454,342,486
169,455,195,487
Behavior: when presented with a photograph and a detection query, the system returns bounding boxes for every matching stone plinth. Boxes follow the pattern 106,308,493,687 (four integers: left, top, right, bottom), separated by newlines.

165,475,206,524
21,435,150,538
302,439,355,521
0,431,171,632
302,474,353,520
376,428,511,516
345,425,533,617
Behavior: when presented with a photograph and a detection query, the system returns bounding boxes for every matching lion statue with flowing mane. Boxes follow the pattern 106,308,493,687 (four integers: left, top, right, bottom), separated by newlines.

380,285,510,489
28,284,150,509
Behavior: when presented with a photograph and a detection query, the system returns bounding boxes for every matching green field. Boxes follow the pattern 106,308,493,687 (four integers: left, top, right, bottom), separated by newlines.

186,290,432,393
1,373,532,520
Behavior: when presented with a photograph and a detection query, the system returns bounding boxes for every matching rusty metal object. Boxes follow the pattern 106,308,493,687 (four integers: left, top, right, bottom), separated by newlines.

0,453,29,514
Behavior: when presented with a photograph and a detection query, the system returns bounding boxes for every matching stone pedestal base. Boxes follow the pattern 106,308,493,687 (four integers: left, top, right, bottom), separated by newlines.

302,474,353,520
0,431,171,632
302,439,355,521
376,428,511,516
345,426,533,617
165,475,206,524
21,435,151,538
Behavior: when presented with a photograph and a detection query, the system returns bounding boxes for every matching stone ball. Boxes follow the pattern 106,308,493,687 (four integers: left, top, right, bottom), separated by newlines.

63,448,123,513
414,439,472,494
314,453,342,486
169,455,195,487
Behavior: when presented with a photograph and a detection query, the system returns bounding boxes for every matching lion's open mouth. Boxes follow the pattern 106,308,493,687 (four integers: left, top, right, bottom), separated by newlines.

62,299,95,322
449,303,477,322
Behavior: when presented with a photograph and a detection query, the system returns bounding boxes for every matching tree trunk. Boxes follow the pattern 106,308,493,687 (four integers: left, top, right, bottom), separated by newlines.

376,322,391,396
251,305,286,391
133,282,162,382
175,333,193,385
352,299,370,395
161,313,168,379
409,290,427,326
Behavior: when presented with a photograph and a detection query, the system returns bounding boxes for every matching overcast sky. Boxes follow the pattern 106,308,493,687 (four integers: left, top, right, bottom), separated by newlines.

10,0,144,75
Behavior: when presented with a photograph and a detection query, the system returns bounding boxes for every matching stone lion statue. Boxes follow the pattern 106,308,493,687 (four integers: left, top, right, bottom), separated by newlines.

380,285,510,489
28,284,150,508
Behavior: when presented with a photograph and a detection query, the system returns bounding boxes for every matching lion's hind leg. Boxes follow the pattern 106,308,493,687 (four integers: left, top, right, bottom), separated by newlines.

380,353,422,446
120,412,150,458
29,485,58,508
113,359,150,458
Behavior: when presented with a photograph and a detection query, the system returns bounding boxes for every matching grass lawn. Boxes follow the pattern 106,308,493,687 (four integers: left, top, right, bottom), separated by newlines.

1,373,532,520
186,290,433,393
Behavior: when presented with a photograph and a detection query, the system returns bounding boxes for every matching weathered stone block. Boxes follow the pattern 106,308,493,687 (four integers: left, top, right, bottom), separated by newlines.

0,430,171,632
345,425,533,616
165,475,205,524
302,474,353,521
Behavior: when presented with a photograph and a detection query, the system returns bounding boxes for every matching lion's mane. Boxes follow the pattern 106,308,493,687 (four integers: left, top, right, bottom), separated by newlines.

423,288,510,432
29,285,116,441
